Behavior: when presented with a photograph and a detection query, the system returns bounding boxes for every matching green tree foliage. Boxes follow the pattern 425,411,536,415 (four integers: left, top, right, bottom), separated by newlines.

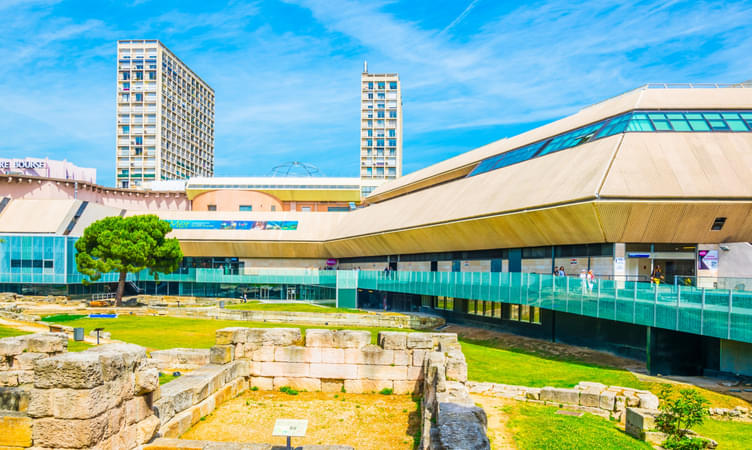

75,215,183,306
656,384,711,450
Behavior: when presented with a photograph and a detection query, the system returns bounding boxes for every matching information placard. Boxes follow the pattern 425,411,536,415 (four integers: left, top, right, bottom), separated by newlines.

272,419,308,437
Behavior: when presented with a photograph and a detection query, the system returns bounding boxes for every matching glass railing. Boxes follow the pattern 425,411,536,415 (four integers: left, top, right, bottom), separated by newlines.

356,271,752,344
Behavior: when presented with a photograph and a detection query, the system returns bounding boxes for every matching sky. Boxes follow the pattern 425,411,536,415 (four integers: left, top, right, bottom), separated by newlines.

0,0,751,187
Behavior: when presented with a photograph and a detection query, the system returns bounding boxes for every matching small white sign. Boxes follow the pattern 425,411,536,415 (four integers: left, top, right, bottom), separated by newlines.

273,419,308,437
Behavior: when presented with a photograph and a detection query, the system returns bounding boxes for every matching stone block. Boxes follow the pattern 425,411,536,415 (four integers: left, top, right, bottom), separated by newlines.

332,330,370,349
407,366,423,381
467,382,492,394
273,377,321,392
34,352,104,389
406,333,433,349
378,332,407,350
249,328,302,346
540,387,579,405
209,345,234,364
393,350,410,366
135,367,159,395
344,379,393,394
599,391,616,411
320,348,345,364
30,379,127,419
0,387,30,412
579,390,601,408
0,413,32,447
393,379,420,395
259,361,309,378
412,349,427,366
305,329,335,347
321,379,344,393
0,337,26,356
251,376,274,391
32,413,109,448
637,392,659,410
434,403,489,450
215,327,248,345
357,364,407,381
252,346,276,362
525,388,541,400
575,381,607,391
0,371,18,387
309,363,358,379
430,333,458,348
625,407,657,439
136,414,161,444
12,352,46,371
445,353,467,382
126,395,153,425
626,394,640,407
344,346,393,365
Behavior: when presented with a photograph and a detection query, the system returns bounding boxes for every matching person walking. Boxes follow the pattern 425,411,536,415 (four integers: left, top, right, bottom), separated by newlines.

586,269,595,292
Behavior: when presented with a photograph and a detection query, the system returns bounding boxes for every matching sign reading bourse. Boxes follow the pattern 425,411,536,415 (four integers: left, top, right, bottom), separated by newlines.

167,220,298,231
0,160,47,169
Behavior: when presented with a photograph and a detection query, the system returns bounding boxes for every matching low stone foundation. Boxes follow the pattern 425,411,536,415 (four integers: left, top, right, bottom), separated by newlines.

150,348,211,371
154,361,249,438
0,333,67,387
467,380,660,421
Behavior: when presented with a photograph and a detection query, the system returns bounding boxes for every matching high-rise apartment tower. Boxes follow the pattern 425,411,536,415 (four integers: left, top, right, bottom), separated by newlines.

360,63,402,196
116,40,214,188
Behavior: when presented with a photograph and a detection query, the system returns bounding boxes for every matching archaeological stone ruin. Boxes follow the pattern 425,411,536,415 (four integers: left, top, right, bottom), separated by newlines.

0,328,490,449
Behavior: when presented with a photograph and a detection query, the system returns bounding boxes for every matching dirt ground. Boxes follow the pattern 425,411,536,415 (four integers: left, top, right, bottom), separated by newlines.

471,394,516,449
181,390,421,449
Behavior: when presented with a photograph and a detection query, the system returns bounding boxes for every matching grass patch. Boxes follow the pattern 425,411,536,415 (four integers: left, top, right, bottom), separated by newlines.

461,339,645,389
40,314,87,323
226,301,365,314
379,388,394,395
0,325,27,339
461,338,749,409
67,340,92,352
692,418,752,450
159,372,180,385
505,402,650,449
279,386,299,396
40,314,414,350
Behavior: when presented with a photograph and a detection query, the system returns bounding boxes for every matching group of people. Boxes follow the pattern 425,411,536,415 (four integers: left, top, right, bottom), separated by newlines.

554,266,597,291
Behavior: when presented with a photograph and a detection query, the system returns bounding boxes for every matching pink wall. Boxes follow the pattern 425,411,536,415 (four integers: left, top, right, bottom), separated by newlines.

0,175,190,211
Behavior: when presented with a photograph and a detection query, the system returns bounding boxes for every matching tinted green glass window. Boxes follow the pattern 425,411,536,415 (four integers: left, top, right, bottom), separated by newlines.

669,119,691,131
652,120,671,131
627,119,654,131
708,120,729,130
689,120,710,131
727,120,749,131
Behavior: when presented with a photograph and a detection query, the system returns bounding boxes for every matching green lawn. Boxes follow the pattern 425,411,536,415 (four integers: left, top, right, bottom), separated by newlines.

225,301,365,314
0,325,26,339
504,402,650,449
693,418,752,450
461,340,645,389
41,314,413,350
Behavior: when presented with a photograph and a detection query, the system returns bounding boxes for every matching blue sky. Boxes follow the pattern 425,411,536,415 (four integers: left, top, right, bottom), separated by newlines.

1,0,751,186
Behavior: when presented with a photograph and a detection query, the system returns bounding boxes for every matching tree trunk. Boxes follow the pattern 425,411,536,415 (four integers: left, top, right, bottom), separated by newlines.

116,271,126,307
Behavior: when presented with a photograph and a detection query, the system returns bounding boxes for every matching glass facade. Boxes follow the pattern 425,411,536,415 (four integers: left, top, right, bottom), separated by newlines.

468,110,752,177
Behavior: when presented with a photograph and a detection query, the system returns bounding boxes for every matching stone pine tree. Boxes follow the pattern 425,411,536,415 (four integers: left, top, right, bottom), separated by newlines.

75,215,183,306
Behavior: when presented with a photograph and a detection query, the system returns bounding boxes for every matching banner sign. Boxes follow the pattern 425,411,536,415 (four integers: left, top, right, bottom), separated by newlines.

698,250,718,270
167,220,298,231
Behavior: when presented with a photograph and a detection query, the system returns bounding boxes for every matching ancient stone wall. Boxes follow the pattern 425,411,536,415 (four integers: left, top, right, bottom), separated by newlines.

0,333,67,387
467,380,660,422
0,334,161,449
210,328,460,394
420,339,490,449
